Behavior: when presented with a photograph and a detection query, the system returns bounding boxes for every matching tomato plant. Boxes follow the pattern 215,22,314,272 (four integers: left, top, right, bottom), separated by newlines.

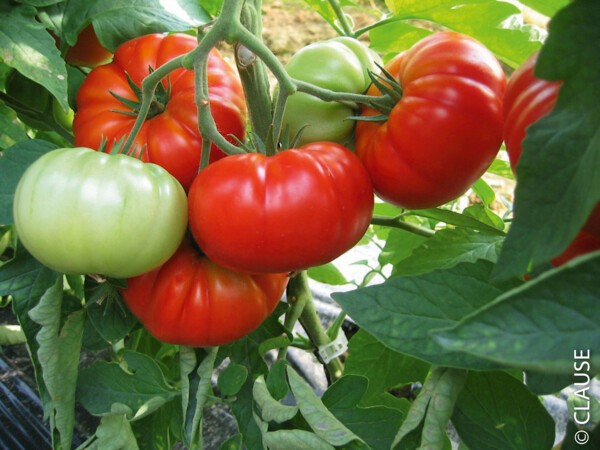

356,31,506,209
281,36,381,145
121,239,289,346
73,33,247,190
1,1,598,449
188,142,374,273
12,147,188,278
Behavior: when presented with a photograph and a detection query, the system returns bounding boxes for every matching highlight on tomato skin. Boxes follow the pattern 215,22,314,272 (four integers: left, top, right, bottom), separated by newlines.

120,239,289,347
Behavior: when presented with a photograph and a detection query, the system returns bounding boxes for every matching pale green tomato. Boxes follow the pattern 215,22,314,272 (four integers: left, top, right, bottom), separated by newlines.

13,147,188,278
282,36,382,146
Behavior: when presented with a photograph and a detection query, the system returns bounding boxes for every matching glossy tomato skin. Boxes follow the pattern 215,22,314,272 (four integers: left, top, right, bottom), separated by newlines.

73,33,247,191
13,148,188,278
356,32,506,209
65,24,112,67
282,37,382,146
188,142,374,274
503,51,600,239
121,240,289,346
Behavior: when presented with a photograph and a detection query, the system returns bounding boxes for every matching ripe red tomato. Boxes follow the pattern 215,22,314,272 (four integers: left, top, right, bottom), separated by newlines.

188,142,374,274
551,231,600,267
356,32,506,209
121,240,289,346
65,24,112,67
73,33,247,191
503,51,600,238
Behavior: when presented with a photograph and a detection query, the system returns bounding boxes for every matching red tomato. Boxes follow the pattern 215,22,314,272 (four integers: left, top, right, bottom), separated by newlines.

65,24,112,67
121,240,289,346
188,142,374,274
551,231,600,267
356,32,506,209
503,51,600,238
73,33,247,191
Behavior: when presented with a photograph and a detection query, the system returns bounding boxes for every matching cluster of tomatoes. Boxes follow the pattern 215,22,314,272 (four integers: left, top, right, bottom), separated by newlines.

11,28,598,347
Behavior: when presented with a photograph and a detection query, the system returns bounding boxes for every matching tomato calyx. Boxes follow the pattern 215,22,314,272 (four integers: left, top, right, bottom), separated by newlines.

352,64,403,122
109,67,170,119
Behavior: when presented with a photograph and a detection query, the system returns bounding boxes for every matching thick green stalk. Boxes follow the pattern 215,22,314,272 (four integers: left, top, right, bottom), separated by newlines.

371,215,436,237
289,271,344,382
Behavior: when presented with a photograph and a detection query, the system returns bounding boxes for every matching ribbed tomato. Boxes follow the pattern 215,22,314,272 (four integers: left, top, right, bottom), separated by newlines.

188,142,374,274
356,32,506,209
73,33,247,190
121,240,289,346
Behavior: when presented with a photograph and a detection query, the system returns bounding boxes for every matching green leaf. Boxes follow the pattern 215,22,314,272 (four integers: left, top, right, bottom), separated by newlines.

0,6,68,110
0,244,59,412
179,346,218,450
307,263,349,285
409,208,505,235
369,21,432,58
452,371,555,450
322,375,405,450
253,375,298,423
334,261,519,369
218,363,248,397
133,398,182,450
0,103,28,150
392,367,466,449
518,0,569,18
224,302,288,450
525,371,574,395
266,359,290,401
29,278,85,450
84,279,137,345
392,228,504,276
383,0,541,67
487,157,515,180
88,412,140,450
463,204,506,231
435,253,600,374
264,430,335,450
62,0,210,51
0,139,59,224
494,0,600,280
77,349,180,418
286,366,367,448
378,228,429,267
300,0,345,34
471,178,496,207
0,323,26,345
344,330,429,400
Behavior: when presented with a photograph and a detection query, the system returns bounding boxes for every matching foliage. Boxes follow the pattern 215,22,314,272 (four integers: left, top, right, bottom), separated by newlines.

0,0,598,449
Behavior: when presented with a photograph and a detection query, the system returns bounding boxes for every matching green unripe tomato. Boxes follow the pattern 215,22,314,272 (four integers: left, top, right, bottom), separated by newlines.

13,148,188,278
52,100,75,131
282,37,382,146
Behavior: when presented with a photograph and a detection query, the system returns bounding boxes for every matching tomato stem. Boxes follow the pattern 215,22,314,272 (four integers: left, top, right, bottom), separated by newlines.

288,271,344,383
327,0,355,37
371,215,436,237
